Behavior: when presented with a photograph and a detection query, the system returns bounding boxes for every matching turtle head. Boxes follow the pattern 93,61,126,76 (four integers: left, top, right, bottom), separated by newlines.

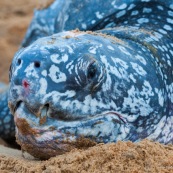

9,31,127,159
8,30,163,159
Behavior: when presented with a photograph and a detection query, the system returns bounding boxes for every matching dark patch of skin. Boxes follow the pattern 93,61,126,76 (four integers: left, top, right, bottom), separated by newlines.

16,134,97,160
39,116,47,125
15,118,38,136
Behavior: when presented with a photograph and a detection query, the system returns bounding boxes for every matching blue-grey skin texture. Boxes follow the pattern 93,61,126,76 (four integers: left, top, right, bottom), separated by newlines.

6,0,173,159
0,83,15,141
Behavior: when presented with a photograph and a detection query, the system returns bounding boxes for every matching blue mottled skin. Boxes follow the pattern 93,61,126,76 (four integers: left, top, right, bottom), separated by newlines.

1,0,173,159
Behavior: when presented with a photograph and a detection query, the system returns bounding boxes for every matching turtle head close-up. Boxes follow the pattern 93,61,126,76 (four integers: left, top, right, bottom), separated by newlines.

8,29,166,159
9,31,122,159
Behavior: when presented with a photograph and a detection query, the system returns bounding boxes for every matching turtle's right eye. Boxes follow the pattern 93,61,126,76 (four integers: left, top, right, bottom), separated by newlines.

87,61,97,80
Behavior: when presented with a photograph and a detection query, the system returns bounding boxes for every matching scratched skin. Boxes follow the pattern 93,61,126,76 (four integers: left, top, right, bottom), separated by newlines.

1,0,173,159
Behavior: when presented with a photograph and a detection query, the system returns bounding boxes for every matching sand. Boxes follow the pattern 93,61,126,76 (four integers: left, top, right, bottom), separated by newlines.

1,1,173,173
1,140,173,173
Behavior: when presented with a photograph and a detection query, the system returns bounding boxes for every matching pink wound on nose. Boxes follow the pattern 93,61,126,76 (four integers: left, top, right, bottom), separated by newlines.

22,80,30,89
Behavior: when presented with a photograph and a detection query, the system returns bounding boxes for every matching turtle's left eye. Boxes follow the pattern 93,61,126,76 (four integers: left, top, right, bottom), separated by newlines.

87,62,97,80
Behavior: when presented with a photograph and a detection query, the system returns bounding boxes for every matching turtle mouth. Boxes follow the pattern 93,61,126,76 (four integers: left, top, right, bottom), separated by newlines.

11,101,126,159
11,100,126,123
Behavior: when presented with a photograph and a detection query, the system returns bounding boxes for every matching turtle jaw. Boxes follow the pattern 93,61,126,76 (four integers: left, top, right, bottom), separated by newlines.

13,102,95,159
13,102,126,159
13,102,77,159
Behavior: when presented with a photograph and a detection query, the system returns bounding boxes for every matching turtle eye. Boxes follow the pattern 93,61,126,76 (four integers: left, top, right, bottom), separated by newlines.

87,61,97,80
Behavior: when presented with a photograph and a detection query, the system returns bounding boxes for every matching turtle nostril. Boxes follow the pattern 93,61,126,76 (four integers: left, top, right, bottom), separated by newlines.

44,103,49,107
14,101,22,113
34,61,41,68
41,103,50,116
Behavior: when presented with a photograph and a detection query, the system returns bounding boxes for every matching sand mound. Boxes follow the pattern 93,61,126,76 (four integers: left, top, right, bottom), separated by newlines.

0,140,173,173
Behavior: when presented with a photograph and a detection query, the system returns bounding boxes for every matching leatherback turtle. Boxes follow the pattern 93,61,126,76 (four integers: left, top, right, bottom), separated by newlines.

1,0,173,159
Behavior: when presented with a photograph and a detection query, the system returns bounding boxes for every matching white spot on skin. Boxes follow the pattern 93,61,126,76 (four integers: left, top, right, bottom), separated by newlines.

131,10,139,16
89,47,97,54
43,90,76,104
127,4,136,10
42,70,47,77
170,50,173,56
157,90,164,106
50,54,59,63
66,46,74,54
130,62,147,76
95,11,104,19
38,78,47,95
168,10,173,17
118,46,131,56
157,5,164,10
141,81,154,99
135,55,147,65
167,18,173,24
154,32,163,39
143,8,152,13
162,45,168,51
163,25,172,31
170,4,173,10
62,54,69,62
111,2,127,9
50,54,68,64
66,61,74,74
91,20,96,24
113,58,128,69
107,45,115,50
119,3,127,10
137,18,149,24
81,23,87,29
24,63,39,78
116,10,126,18
158,29,167,34
48,65,67,83
129,74,136,83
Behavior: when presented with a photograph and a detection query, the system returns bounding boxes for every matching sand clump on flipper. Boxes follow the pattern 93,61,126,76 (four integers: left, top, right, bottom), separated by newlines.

0,140,173,173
